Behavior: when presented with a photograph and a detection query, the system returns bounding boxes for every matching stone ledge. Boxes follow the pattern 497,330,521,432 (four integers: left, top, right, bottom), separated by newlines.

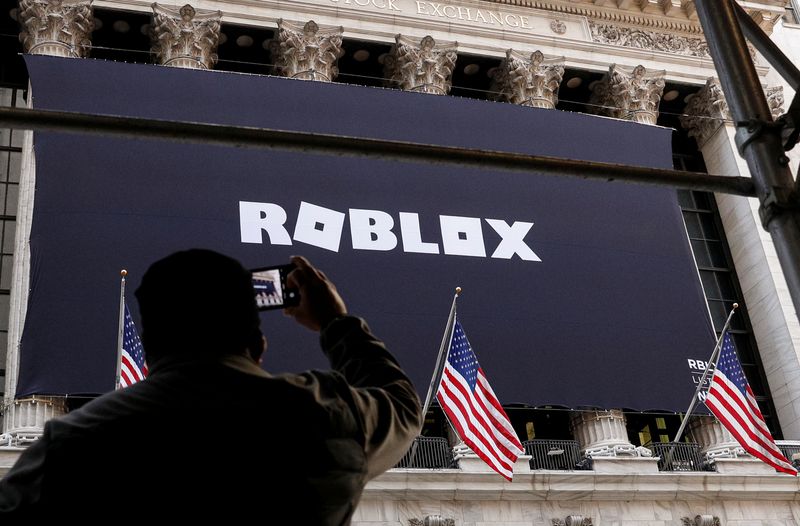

368,469,800,501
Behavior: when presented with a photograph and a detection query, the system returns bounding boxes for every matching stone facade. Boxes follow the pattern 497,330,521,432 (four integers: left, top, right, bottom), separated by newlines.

4,2,800,524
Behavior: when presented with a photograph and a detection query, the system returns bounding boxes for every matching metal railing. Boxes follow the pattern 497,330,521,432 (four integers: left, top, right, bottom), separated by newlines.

651,442,712,472
394,436,455,469
777,441,800,470
523,439,589,470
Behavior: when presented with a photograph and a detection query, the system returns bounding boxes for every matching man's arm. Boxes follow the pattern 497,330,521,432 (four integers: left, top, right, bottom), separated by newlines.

285,256,423,479
321,315,422,478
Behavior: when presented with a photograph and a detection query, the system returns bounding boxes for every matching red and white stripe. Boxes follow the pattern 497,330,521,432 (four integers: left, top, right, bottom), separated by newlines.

706,370,796,475
119,350,147,388
437,363,524,481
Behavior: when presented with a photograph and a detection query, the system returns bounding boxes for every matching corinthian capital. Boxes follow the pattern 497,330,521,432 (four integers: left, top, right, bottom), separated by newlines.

384,35,458,95
490,50,565,109
18,0,94,58
150,3,222,70
269,20,344,82
589,64,666,125
680,77,730,148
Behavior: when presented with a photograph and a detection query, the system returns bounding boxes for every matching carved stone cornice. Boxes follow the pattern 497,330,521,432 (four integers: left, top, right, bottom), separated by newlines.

408,516,455,526
552,516,593,526
150,3,222,70
490,50,565,109
766,85,785,119
589,21,709,58
589,64,665,125
476,0,785,35
384,35,458,95
18,0,94,58
269,19,344,82
681,516,721,526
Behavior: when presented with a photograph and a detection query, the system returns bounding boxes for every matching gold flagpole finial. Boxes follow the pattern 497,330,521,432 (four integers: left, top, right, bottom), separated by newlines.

733,302,739,309
120,269,128,278
455,287,462,296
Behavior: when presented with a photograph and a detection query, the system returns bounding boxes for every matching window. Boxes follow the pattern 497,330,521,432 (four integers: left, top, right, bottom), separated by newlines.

674,164,781,437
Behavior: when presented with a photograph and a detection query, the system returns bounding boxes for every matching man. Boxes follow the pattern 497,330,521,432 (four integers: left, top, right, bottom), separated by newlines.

0,250,422,522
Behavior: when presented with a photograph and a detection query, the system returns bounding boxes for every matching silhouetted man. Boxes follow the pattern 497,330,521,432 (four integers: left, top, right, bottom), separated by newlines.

0,250,422,522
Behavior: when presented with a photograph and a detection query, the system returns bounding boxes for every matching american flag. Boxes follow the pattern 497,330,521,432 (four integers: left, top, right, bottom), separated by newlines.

436,319,524,480
704,331,796,475
119,303,147,388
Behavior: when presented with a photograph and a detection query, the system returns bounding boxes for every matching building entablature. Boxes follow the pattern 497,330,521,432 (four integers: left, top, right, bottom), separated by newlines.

88,0,777,84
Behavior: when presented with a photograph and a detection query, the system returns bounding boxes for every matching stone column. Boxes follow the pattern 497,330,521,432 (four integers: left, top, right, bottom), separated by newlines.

268,20,343,82
1,397,66,446
384,35,457,95
570,410,658,473
150,3,222,70
18,0,93,58
680,77,800,440
589,64,666,124
687,415,744,461
490,50,565,109
687,415,778,474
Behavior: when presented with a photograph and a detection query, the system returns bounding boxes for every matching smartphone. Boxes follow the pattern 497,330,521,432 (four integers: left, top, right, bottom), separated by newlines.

251,264,300,310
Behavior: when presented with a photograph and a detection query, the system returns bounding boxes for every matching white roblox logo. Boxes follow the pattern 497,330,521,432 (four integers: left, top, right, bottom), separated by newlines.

239,201,542,261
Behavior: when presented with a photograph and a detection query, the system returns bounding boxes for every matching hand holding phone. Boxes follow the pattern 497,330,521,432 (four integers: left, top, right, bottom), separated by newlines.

283,256,347,332
251,264,300,310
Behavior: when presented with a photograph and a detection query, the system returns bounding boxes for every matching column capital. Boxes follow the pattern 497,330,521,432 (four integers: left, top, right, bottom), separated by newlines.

490,50,565,109
384,35,458,95
680,77,730,148
269,19,344,82
18,0,94,58
589,64,666,125
150,3,222,70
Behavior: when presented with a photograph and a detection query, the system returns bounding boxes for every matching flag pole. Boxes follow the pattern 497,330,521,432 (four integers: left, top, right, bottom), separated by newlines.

114,269,127,390
406,287,460,468
421,286,461,419
663,302,738,467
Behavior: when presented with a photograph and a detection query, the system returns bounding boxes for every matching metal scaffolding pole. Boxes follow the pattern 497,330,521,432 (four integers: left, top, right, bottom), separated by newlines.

695,0,800,324
0,106,756,197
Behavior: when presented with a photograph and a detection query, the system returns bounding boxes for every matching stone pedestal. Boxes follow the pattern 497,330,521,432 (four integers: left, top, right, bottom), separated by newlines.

18,0,93,58
452,443,531,475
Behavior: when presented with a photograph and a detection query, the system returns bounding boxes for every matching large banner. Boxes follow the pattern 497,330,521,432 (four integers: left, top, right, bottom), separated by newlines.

18,55,714,410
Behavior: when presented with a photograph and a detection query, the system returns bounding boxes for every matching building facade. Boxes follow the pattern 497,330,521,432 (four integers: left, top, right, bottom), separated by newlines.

2,0,800,524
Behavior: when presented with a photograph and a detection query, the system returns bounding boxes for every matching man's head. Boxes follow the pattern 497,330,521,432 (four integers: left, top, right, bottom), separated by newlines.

135,249,262,364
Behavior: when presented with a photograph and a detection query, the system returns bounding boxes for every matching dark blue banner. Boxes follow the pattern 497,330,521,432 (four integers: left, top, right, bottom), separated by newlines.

19,55,714,410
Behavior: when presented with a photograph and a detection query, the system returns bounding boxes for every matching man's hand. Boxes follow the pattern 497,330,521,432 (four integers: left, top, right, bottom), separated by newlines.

284,256,347,332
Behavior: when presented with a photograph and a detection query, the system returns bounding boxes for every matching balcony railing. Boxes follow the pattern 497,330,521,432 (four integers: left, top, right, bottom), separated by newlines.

777,440,800,470
522,439,589,470
651,442,712,472
394,436,455,469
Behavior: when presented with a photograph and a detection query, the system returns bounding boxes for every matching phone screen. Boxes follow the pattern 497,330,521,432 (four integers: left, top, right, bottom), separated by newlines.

251,264,299,310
